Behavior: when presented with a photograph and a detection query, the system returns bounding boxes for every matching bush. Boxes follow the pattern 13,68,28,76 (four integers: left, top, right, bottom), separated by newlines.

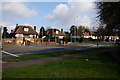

83,38,90,42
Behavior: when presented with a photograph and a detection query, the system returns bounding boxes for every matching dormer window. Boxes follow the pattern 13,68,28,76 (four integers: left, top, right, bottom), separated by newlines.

56,31,58,34
24,28,29,31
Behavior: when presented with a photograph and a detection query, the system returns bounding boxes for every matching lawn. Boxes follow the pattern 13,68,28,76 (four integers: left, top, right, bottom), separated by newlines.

3,45,119,61
2,52,120,78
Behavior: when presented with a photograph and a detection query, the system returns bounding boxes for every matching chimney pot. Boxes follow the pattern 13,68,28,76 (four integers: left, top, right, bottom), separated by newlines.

61,29,63,33
34,26,36,31
16,24,18,27
11,30,14,33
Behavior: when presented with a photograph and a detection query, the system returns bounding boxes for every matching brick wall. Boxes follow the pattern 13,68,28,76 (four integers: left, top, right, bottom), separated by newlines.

2,38,15,46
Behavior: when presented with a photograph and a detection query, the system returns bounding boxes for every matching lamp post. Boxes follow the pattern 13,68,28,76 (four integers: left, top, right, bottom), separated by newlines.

70,33,72,42
49,34,50,45
73,16,78,44
97,32,99,48
55,29,56,44
74,27,76,44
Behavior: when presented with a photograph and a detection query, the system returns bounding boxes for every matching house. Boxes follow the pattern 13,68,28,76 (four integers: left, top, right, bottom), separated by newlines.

9,24,38,46
71,30,93,38
46,28,65,43
90,31,97,39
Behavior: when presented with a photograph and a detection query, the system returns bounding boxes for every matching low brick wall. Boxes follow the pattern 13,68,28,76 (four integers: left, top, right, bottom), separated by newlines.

2,38,15,46
2,38,56,46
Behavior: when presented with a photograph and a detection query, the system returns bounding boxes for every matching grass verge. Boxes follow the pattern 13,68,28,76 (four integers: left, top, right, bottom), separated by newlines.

2,51,120,78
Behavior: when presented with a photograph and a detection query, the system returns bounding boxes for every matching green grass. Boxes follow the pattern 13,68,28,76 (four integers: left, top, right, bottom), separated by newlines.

3,45,119,61
2,52,120,78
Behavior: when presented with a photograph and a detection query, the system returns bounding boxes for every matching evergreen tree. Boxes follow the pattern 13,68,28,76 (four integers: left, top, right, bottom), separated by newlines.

2,27,10,38
39,26,45,38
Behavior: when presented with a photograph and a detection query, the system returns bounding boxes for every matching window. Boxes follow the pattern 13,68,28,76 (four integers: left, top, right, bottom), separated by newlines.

24,28,29,31
17,41,23,44
29,35,33,37
31,41,34,42
33,35,36,38
15,34,23,37
5,41,12,43
56,31,58,34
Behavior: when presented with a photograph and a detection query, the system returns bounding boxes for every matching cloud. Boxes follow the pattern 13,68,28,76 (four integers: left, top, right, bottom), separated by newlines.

0,21,16,33
2,2,37,20
44,2,97,31
1,2,38,32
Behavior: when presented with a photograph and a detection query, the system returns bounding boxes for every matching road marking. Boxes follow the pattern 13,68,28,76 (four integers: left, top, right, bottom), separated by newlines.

2,51,19,57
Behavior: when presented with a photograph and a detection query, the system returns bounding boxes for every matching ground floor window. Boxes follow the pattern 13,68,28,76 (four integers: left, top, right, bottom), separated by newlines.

17,41,23,44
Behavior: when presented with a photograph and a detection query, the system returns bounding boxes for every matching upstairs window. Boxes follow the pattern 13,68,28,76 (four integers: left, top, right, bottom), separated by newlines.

15,34,23,37
24,28,29,31
56,31,58,34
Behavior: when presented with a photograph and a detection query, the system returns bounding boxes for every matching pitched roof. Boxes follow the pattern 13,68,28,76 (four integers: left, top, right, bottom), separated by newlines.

46,29,64,36
83,33,90,36
14,25,38,35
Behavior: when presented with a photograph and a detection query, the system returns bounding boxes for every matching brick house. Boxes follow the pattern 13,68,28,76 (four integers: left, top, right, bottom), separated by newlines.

10,24,38,46
46,28,65,43
71,30,91,38
2,38,15,46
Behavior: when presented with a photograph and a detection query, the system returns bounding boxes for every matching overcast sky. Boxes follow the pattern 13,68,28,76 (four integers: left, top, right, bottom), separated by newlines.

0,0,97,32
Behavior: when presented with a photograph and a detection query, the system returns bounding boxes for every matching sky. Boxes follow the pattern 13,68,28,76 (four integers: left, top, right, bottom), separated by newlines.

0,0,98,33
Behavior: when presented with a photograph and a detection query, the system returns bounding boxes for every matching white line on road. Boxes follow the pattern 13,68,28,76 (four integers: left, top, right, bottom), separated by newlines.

2,51,19,57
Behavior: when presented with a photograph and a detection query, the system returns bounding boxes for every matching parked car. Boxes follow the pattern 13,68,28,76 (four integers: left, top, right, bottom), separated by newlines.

115,39,120,45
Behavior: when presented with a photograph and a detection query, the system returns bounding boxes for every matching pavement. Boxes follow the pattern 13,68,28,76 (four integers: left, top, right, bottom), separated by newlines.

2,43,114,58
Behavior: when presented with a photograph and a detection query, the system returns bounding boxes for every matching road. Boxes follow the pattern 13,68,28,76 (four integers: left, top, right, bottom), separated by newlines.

2,43,114,58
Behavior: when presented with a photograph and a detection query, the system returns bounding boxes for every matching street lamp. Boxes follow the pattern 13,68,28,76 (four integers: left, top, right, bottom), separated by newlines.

49,33,50,45
97,32,99,48
74,27,76,44
70,33,72,42
73,16,78,44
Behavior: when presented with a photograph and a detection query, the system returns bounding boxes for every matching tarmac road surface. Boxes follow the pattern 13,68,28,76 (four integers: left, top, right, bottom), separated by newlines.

2,43,114,58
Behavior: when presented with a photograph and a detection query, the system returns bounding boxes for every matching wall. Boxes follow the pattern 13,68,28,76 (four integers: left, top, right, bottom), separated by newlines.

2,38,15,46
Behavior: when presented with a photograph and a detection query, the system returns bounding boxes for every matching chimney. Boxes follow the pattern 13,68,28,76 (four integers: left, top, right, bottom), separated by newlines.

34,26,36,31
11,30,14,33
16,24,18,27
61,28,63,33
